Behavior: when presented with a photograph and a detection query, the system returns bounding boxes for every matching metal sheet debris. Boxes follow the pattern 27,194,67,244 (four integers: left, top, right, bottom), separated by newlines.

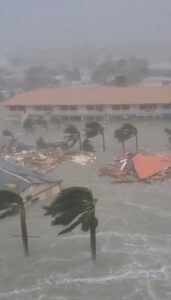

99,152,171,183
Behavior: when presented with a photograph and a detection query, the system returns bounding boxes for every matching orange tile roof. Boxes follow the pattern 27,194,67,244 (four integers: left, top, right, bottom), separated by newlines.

132,153,171,179
3,86,171,107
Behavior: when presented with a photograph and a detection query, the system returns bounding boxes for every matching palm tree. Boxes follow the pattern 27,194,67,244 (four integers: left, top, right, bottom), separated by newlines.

43,187,98,261
165,128,171,144
114,123,138,152
64,125,82,150
2,129,14,140
82,138,94,152
85,121,105,151
0,191,29,256
123,123,138,150
35,116,48,131
23,117,35,132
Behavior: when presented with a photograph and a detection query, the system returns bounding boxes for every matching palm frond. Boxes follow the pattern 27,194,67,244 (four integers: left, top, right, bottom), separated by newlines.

85,121,103,138
58,211,87,235
0,191,23,207
43,187,97,234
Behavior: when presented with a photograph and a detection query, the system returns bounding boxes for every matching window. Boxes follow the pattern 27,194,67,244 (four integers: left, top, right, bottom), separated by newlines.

95,105,104,111
162,104,171,109
9,106,25,111
112,105,120,110
86,105,94,110
69,106,77,111
139,104,156,111
121,105,130,110
9,106,18,111
60,106,68,110
34,106,44,111
43,106,51,111
140,104,147,110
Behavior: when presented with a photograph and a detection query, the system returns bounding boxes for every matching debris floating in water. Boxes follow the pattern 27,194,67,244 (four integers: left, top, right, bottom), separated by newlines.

99,152,171,183
0,139,95,173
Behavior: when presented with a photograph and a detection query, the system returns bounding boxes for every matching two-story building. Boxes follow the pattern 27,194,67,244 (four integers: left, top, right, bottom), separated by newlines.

3,86,171,124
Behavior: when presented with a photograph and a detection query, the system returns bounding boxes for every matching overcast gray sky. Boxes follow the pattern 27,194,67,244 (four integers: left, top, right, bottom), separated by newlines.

0,0,171,59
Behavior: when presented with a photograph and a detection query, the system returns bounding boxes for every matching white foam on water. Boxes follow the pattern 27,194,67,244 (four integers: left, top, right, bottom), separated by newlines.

40,265,167,287
0,286,41,298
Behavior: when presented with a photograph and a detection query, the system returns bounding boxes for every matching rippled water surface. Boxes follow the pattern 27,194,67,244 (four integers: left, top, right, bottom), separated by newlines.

1,116,171,299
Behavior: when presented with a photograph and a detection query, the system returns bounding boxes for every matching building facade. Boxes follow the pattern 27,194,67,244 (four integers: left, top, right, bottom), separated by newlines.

0,160,61,201
3,86,171,123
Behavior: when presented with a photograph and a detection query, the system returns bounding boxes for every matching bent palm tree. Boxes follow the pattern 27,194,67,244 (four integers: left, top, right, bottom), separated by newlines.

114,123,138,152
64,125,82,150
123,123,138,150
0,191,29,256
85,121,105,151
43,187,98,261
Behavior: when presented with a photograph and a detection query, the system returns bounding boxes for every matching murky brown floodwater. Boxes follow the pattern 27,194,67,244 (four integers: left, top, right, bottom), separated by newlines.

1,115,171,299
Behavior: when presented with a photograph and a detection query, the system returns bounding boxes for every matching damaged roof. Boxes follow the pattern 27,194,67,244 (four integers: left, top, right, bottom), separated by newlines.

0,160,61,193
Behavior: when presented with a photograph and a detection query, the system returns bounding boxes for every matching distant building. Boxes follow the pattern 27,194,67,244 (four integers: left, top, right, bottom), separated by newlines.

142,77,171,87
3,86,171,123
80,69,92,84
0,160,61,201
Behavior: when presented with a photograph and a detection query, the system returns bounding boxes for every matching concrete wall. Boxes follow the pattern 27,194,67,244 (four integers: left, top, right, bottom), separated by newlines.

21,182,60,202
5,103,171,123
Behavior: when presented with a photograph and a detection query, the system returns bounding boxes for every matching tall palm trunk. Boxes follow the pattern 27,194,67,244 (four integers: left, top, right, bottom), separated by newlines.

102,132,105,151
122,141,125,153
79,136,82,150
19,205,29,256
90,212,96,261
135,133,138,151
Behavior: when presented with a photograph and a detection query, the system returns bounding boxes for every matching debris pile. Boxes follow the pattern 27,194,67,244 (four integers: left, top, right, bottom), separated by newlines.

0,140,95,173
71,153,96,166
99,152,171,183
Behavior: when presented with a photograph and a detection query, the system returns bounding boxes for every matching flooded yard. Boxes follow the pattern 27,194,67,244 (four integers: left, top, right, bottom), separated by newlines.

1,115,171,299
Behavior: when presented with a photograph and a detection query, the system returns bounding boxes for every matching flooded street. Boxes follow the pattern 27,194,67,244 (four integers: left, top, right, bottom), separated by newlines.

1,117,171,299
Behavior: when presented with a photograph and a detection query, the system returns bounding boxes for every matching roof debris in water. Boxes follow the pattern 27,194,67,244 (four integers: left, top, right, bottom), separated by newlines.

99,152,171,183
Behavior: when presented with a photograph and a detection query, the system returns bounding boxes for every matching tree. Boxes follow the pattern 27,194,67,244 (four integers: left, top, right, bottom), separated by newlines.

23,65,54,91
82,138,94,152
43,187,98,261
64,125,82,150
23,117,35,132
0,191,29,256
36,137,46,149
165,128,171,144
50,114,60,129
2,129,14,140
114,75,127,87
35,116,48,131
114,123,138,152
85,121,105,151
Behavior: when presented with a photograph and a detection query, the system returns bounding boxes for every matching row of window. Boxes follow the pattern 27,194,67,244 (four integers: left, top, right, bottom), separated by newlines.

9,104,171,112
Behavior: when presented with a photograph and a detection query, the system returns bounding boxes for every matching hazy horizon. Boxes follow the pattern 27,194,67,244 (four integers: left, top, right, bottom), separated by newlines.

0,0,171,60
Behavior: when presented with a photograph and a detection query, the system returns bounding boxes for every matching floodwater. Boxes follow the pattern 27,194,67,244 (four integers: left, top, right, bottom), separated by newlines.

1,116,171,299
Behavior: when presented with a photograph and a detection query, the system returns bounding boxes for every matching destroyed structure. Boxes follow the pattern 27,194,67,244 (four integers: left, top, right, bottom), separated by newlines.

0,139,96,174
99,152,171,183
0,160,62,201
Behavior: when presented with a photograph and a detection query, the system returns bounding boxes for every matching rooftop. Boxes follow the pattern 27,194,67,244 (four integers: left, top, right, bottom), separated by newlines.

3,86,171,106
0,160,61,193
